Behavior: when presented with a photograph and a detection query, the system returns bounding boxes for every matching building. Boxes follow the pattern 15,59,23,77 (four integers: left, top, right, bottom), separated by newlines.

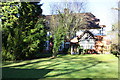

45,11,110,54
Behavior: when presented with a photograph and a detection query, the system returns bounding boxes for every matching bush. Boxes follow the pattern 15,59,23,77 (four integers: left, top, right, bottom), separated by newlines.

111,51,120,58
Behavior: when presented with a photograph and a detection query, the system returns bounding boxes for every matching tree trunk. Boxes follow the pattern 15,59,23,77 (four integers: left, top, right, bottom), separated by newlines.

51,48,57,59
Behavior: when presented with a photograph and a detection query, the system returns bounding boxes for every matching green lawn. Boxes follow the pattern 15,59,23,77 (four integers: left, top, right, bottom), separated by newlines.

2,54,118,79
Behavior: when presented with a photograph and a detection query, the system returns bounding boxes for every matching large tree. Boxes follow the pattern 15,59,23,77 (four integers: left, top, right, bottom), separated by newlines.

1,2,47,60
46,1,88,58
49,1,88,38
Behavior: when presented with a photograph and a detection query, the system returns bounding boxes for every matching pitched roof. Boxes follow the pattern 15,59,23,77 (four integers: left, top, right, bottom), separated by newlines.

78,30,95,40
45,12,101,29
70,30,95,43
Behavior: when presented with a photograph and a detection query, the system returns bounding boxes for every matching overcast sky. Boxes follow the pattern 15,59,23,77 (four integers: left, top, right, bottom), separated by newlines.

40,0,118,31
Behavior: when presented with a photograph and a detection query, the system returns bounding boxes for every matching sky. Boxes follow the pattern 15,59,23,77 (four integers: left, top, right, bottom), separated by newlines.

86,0,118,31
40,0,118,31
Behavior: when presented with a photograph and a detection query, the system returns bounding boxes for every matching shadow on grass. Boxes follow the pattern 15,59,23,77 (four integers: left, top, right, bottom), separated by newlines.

2,67,53,79
81,78,93,80
2,62,14,66
45,61,103,78
2,58,53,68
25,62,62,69
2,54,114,79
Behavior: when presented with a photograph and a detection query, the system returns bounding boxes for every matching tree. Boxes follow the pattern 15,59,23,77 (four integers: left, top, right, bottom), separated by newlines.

1,2,47,60
49,1,87,38
111,4,120,55
1,2,21,60
110,22,120,56
18,2,46,59
46,1,88,58
49,14,68,58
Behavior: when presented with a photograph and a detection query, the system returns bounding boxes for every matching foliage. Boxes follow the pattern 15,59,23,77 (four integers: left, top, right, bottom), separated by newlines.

1,2,46,60
111,51,120,57
49,9,87,39
110,22,120,56
47,2,87,57
111,44,120,57
2,2,20,60
51,15,67,57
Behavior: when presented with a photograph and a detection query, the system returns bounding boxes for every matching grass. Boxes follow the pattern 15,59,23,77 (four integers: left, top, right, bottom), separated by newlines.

2,54,118,79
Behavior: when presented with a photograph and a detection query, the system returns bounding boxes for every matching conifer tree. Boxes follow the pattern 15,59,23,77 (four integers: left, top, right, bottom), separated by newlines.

1,2,47,60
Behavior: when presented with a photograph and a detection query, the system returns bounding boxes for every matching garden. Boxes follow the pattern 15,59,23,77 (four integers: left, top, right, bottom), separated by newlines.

2,54,118,79
1,2,119,80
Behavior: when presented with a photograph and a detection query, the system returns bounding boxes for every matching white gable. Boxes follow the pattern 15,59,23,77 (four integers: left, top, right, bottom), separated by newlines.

79,32,95,49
